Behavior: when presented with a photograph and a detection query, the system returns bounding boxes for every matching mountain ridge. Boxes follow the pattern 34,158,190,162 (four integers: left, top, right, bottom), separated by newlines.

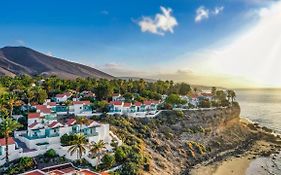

0,46,114,79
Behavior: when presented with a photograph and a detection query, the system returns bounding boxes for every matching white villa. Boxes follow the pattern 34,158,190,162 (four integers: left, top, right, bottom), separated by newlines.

54,92,72,103
108,100,161,116
43,100,94,117
112,93,125,102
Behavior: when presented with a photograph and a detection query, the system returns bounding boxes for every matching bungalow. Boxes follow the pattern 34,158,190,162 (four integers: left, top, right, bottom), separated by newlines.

54,92,72,103
0,137,17,157
143,100,160,111
122,102,132,113
112,93,125,102
0,137,22,165
80,90,96,99
69,101,93,116
109,101,123,113
200,92,213,101
108,100,161,116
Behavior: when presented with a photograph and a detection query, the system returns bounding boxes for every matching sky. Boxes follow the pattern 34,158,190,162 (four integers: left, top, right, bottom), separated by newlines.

0,0,280,88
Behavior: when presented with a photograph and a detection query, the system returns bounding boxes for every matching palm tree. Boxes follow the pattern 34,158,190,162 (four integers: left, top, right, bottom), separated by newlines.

89,140,107,169
68,133,88,163
7,93,22,117
75,116,89,133
0,117,22,164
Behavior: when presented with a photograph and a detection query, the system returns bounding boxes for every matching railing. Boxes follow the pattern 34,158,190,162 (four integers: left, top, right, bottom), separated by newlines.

47,133,60,137
24,134,47,140
85,132,98,136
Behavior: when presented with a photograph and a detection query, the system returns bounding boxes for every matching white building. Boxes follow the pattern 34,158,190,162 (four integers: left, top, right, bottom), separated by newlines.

112,93,125,102
108,100,160,116
54,93,72,103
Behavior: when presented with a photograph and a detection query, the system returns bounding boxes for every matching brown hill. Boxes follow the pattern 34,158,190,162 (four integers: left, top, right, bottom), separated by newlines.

0,46,114,79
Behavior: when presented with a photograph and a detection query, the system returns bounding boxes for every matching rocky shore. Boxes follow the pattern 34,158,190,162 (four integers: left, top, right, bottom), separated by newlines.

189,119,281,175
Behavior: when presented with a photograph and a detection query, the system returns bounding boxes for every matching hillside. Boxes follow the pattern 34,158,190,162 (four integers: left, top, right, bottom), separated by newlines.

97,106,281,175
0,46,114,79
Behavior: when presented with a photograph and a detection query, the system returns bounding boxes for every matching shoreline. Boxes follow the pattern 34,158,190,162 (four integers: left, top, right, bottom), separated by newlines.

190,118,281,175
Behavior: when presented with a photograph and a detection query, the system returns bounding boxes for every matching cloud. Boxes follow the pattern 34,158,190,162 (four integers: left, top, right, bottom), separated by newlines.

186,1,281,87
195,6,209,23
213,6,224,15
195,6,224,23
138,6,178,36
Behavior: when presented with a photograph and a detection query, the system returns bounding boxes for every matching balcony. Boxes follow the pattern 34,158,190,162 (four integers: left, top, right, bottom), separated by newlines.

24,134,46,140
84,131,98,136
46,133,60,137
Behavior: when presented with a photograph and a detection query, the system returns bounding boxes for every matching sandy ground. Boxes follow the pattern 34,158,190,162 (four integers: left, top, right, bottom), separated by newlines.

190,140,278,175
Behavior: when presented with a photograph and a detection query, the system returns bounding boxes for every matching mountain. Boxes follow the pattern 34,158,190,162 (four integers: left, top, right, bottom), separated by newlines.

0,46,114,79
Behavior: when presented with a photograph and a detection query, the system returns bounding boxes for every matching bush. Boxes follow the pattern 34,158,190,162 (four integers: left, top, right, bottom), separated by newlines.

120,162,139,175
115,146,127,162
101,154,116,168
44,149,57,158
19,157,34,169
61,134,76,146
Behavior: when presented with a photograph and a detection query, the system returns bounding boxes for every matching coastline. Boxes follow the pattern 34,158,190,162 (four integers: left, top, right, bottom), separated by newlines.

190,118,281,175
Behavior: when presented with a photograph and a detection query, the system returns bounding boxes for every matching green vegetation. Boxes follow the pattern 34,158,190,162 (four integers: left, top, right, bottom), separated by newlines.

0,117,22,164
4,157,35,175
89,140,107,169
61,133,78,146
44,149,57,158
186,141,207,158
68,133,88,163
165,94,186,106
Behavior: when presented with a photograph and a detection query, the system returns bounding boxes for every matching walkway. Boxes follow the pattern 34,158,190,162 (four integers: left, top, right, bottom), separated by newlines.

14,138,36,153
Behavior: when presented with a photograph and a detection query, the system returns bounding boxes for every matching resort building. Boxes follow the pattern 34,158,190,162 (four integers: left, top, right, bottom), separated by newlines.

108,100,161,116
54,93,72,103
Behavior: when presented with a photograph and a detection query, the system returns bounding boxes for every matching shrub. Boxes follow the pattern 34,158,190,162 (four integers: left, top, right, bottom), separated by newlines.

44,149,57,158
115,146,127,162
19,157,34,169
120,162,139,175
61,134,76,146
102,154,116,168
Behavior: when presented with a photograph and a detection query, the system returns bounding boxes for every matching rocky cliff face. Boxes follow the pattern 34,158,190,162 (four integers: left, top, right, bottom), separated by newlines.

105,106,257,175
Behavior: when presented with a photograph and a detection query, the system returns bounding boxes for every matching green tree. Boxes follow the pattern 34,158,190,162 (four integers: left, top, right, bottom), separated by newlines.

0,118,22,164
19,157,34,170
89,140,107,169
94,81,113,100
101,153,115,168
165,94,186,105
68,133,88,163
7,93,22,117
178,83,191,95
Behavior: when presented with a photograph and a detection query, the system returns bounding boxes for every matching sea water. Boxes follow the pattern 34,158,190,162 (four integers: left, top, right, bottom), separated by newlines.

237,89,281,174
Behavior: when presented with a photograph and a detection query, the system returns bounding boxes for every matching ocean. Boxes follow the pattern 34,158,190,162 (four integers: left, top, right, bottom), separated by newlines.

237,89,281,175
237,89,281,133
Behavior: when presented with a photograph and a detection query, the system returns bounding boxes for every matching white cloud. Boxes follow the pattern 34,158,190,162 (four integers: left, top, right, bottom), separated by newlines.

187,1,281,87
195,6,224,23
195,6,209,23
212,6,224,15
138,6,178,36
